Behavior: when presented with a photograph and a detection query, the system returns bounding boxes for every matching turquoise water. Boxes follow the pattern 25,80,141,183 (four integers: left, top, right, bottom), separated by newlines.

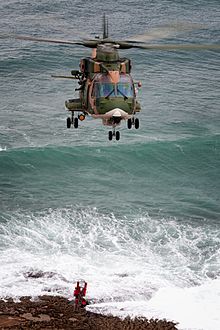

0,1,220,329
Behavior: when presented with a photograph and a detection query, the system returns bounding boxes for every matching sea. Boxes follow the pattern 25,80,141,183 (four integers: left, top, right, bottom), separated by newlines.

0,1,219,329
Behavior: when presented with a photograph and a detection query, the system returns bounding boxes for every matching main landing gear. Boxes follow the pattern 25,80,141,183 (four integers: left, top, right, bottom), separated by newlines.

67,112,85,129
127,117,139,129
67,116,78,128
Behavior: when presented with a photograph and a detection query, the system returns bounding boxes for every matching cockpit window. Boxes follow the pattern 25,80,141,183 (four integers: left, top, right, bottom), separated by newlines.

117,81,133,97
93,74,134,98
95,82,116,98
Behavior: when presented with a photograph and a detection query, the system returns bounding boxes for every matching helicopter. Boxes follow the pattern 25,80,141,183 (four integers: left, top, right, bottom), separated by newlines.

2,15,220,140
53,15,142,141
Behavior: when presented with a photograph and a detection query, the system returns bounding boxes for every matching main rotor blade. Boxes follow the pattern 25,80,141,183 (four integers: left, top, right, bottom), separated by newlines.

131,43,220,50
0,33,101,48
14,35,84,46
124,23,204,43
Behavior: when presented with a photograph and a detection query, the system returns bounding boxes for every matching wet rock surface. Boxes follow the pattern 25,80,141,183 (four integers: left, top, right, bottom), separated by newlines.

0,296,178,329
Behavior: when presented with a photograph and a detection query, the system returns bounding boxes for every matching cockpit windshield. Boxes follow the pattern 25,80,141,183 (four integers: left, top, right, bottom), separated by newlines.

93,74,134,98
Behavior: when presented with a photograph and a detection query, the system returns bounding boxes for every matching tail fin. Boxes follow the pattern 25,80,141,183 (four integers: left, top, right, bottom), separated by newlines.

103,14,109,39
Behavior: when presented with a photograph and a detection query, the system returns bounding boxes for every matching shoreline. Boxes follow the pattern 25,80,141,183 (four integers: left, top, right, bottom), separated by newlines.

0,295,178,329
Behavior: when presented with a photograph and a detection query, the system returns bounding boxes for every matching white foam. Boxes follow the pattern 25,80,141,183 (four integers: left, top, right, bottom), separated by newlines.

0,208,220,330
88,279,220,330
147,280,220,330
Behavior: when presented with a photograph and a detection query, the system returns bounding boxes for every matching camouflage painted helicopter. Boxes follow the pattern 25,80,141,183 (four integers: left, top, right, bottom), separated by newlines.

3,16,220,140
54,15,142,141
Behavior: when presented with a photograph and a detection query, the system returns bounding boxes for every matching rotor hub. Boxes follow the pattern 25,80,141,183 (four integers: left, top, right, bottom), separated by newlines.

96,44,119,62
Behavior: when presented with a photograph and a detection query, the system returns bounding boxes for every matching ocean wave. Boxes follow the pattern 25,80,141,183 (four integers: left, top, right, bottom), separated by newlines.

0,134,219,175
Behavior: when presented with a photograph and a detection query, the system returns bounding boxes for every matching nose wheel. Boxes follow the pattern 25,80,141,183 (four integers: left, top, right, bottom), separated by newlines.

108,128,120,141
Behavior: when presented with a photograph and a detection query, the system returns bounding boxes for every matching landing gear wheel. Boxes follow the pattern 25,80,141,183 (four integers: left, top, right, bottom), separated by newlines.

134,118,139,129
127,118,132,129
74,117,79,128
67,117,71,128
116,131,120,141
108,131,113,141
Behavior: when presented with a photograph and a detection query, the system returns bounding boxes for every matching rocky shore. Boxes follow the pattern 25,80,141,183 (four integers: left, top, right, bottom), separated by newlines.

0,295,178,329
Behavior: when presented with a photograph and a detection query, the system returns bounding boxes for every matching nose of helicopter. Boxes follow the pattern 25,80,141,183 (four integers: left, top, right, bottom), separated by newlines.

112,108,122,124
112,108,122,118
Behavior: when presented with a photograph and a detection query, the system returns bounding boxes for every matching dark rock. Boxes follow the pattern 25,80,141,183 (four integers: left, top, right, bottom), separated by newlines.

0,296,178,329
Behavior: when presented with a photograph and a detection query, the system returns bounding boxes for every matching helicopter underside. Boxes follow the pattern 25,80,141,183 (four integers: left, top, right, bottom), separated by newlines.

66,107,139,141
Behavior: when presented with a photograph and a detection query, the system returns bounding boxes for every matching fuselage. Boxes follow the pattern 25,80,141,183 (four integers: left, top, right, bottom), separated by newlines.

65,45,141,126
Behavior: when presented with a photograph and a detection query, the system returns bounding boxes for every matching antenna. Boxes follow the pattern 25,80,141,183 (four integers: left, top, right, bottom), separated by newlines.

103,14,109,39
